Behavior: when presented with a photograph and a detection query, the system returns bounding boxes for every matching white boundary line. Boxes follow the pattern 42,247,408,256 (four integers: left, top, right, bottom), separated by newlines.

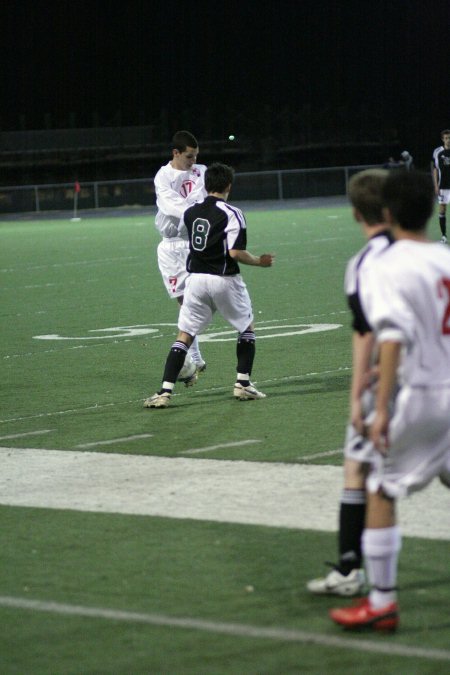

2,449,448,539
181,440,261,455
75,434,153,449
0,596,449,662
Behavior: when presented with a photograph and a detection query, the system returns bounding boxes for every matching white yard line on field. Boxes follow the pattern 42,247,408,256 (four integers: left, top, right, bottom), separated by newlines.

0,255,141,274
0,366,352,425
299,449,342,461
75,434,154,449
0,448,448,540
0,429,55,440
0,596,449,662
181,440,261,455
0,400,138,424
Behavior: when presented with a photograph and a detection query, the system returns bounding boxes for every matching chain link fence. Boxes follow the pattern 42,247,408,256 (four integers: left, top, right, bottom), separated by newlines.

0,165,379,215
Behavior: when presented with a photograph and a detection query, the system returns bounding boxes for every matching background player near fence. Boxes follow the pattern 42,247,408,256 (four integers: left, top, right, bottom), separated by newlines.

330,170,450,632
144,162,274,408
431,128,450,243
307,169,393,597
153,130,207,374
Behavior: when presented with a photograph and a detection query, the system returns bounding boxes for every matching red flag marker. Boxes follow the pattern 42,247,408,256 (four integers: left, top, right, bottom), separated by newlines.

71,181,81,221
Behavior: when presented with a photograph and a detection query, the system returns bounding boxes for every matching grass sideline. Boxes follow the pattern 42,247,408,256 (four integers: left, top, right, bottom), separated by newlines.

1,206,449,673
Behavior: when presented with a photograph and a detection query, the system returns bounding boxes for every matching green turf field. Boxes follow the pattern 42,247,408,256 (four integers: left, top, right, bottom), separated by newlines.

1,205,449,673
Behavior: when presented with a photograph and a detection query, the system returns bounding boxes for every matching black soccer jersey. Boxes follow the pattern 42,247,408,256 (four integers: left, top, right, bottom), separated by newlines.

181,196,247,275
432,146,450,189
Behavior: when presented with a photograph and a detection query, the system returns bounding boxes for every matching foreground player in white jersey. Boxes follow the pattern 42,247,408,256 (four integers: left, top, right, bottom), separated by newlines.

431,128,450,243
153,130,207,372
307,169,393,597
330,170,450,632
144,163,274,408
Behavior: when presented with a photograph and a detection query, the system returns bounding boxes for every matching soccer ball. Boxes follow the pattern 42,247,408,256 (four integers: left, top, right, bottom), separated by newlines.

177,352,197,383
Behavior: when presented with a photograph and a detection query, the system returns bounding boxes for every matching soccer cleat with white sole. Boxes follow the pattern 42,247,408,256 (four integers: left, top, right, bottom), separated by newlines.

441,235,448,244
307,567,365,596
143,392,171,408
233,382,267,400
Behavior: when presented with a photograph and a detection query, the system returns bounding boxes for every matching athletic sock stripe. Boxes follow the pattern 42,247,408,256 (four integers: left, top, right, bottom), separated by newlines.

239,331,255,341
172,341,189,353
341,489,366,505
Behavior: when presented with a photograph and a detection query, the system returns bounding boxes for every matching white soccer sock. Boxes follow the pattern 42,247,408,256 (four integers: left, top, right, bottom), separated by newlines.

188,336,203,365
362,526,402,608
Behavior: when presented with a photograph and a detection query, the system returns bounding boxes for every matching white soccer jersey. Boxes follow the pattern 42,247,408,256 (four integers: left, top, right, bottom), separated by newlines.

344,230,393,334
345,232,392,296
154,162,207,239
361,240,450,387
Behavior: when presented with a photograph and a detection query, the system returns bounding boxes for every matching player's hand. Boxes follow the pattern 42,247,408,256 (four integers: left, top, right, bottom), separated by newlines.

350,399,365,434
259,253,275,267
367,364,380,384
369,409,390,455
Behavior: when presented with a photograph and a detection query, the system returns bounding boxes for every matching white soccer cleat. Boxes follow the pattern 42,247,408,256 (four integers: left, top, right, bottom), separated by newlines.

233,382,267,400
306,567,365,597
441,235,448,244
195,361,207,373
143,392,171,408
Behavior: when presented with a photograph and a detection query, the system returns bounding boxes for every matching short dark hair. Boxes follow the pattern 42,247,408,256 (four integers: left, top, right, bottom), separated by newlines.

205,163,235,194
172,130,198,152
441,129,450,138
382,171,434,231
348,169,389,225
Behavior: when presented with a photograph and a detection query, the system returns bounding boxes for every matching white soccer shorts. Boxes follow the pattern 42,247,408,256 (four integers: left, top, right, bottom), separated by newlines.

178,273,254,336
157,239,190,298
367,386,450,499
438,189,450,205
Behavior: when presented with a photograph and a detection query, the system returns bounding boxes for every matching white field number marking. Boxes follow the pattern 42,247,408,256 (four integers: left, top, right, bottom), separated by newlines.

33,323,342,341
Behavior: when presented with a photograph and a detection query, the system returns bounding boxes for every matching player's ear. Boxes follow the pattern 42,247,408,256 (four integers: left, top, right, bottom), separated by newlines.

352,207,363,223
382,207,395,225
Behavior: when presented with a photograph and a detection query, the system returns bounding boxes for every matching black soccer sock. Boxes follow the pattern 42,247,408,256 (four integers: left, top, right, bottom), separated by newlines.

337,489,366,575
439,214,447,237
161,341,189,390
236,331,255,379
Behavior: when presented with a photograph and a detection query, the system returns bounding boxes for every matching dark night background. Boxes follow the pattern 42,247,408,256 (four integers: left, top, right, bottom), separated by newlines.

1,0,449,184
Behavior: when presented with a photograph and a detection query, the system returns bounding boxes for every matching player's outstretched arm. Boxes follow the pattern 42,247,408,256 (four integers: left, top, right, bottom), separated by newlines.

229,249,275,267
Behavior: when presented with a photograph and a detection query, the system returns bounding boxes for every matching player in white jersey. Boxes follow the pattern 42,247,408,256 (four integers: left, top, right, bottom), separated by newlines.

330,170,450,633
153,130,207,373
307,169,393,597
431,128,450,243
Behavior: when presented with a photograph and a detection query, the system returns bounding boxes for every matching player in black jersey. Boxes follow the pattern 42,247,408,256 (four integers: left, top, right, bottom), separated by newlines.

144,163,275,408
431,129,450,243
